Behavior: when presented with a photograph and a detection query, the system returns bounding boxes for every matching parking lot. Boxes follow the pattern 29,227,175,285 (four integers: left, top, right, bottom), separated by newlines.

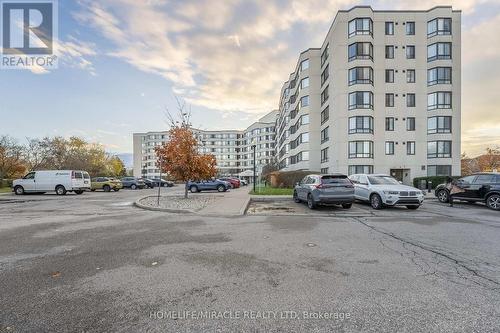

1,189,499,332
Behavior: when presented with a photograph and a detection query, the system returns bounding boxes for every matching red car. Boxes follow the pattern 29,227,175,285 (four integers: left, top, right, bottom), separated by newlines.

220,178,240,188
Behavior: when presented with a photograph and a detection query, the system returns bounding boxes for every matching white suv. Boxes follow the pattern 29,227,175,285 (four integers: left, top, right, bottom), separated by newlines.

348,174,425,210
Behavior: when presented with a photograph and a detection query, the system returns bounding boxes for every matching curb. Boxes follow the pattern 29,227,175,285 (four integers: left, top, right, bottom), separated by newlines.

134,196,196,214
249,196,292,202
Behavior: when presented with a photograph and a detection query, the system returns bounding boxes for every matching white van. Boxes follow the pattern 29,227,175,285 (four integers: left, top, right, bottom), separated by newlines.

13,170,91,195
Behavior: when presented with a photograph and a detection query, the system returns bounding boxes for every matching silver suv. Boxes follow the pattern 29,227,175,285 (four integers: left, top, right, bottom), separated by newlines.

293,174,355,209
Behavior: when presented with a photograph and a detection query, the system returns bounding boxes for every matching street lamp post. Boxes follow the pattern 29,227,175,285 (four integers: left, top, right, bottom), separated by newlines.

157,157,162,206
252,142,256,192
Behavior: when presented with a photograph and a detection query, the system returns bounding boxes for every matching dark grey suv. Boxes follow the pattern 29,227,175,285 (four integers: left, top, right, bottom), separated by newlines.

293,174,355,209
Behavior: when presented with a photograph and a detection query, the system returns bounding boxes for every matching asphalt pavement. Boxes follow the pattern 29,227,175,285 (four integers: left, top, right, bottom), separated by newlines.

0,188,499,332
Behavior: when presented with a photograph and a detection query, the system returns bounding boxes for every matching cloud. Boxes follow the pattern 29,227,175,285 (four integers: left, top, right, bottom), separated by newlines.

72,0,357,113
57,36,98,75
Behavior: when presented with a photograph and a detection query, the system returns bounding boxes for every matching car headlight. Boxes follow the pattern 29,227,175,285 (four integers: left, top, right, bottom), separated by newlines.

383,190,399,195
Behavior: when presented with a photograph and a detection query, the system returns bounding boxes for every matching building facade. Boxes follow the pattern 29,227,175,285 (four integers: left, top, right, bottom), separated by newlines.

133,111,277,179
276,6,461,184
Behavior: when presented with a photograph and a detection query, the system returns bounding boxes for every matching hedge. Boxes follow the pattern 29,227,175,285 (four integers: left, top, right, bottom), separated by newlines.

267,170,320,188
0,179,13,188
412,176,460,190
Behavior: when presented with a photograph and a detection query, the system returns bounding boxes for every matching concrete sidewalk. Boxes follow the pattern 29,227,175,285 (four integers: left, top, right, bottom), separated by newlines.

197,187,251,216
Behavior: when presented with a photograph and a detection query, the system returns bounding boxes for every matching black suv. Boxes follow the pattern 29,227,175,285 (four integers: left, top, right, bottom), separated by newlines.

435,173,500,210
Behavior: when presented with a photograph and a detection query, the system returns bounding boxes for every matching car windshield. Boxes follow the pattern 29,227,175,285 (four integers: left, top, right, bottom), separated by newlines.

368,176,400,185
321,176,350,184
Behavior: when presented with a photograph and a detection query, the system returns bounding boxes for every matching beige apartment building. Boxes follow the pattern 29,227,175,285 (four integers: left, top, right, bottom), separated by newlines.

133,111,277,179
276,6,461,184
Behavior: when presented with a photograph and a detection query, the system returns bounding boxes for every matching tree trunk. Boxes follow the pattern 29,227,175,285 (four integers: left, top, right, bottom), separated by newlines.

184,182,189,199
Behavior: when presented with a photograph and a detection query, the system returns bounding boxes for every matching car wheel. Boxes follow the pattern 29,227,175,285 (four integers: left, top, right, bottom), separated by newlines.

14,186,25,195
342,203,352,209
370,193,383,210
486,194,500,211
437,189,449,203
307,194,316,209
406,205,420,210
190,185,198,193
217,185,226,192
55,185,67,195
74,190,84,195
293,191,300,203
130,184,137,190
103,185,111,192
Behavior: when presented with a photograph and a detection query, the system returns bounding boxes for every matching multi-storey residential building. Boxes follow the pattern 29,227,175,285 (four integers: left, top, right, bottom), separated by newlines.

276,6,461,184
133,111,277,179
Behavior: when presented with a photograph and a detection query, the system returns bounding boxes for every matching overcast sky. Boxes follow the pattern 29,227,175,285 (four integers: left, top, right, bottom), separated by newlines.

1,0,499,156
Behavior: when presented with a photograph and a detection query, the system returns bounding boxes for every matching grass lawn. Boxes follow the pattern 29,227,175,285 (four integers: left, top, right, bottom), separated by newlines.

250,186,293,196
0,187,12,193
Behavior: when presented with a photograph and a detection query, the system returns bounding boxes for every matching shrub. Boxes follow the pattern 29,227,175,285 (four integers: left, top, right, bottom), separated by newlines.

0,179,13,188
412,176,460,190
268,170,320,188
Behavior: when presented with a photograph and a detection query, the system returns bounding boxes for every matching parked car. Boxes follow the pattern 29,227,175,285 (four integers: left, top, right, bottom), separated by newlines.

13,170,91,195
152,178,174,187
293,174,355,209
220,178,240,189
142,178,156,188
239,179,248,186
435,173,500,210
91,177,123,192
349,174,424,210
187,179,230,193
121,177,145,190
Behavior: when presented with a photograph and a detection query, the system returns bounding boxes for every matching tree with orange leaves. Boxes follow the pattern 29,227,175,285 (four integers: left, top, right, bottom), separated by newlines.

154,100,217,198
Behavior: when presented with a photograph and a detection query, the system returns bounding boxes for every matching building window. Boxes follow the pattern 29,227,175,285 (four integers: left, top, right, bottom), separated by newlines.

348,67,373,85
385,141,395,155
348,42,373,61
385,93,394,107
300,77,309,89
300,95,310,108
407,93,416,107
349,141,374,158
321,65,329,85
321,44,329,66
407,141,416,155
349,116,374,134
427,18,452,37
300,59,309,71
321,147,329,163
427,67,452,85
321,127,329,143
348,18,373,37
427,116,452,134
349,91,374,110
427,165,452,176
321,167,329,174
407,117,416,131
321,85,329,105
321,107,329,124
427,42,451,61
385,21,394,35
349,165,374,175
406,22,415,35
406,45,415,59
385,117,394,131
407,69,416,83
385,45,394,59
385,69,394,83
427,92,452,110
427,141,452,158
